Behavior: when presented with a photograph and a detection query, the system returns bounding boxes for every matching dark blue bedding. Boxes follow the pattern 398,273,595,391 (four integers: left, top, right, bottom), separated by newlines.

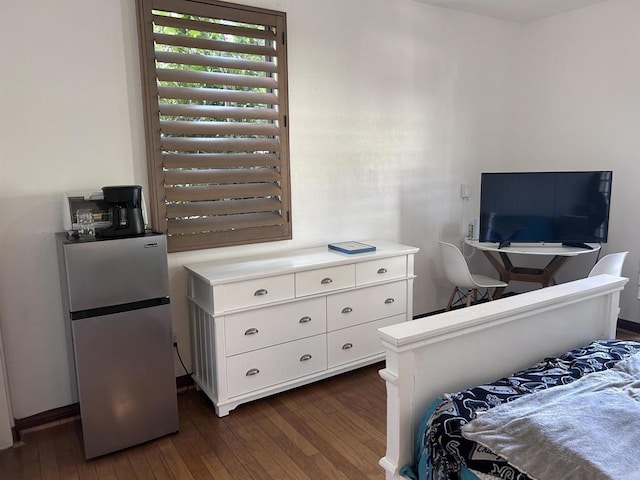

402,339,640,480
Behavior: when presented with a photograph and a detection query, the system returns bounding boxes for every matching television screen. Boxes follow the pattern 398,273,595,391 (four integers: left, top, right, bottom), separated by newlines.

479,171,612,246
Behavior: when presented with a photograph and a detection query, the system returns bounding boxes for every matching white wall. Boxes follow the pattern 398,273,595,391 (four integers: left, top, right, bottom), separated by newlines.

0,322,13,449
0,0,518,419
164,0,521,394
0,0,148,419
6,0,636,422
506,0,640,321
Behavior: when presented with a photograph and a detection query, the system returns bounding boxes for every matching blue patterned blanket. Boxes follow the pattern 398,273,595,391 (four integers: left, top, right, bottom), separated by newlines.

402,339,640,480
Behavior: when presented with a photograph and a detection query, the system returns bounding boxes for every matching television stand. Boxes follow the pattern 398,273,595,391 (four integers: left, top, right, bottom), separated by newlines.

561,242,594,250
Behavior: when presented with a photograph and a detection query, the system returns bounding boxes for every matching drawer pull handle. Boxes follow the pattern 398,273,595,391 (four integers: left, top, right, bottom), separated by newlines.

244,328,259,336
246,368,260,376
377,268,388,274
321,277,333,285
299,316,312,324
385,298,395,304
300,354,313,362
254,288,268,296
342,343,353,350
341,307,353,314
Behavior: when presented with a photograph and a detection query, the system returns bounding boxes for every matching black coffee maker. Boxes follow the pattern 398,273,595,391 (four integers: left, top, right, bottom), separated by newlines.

97,185,146,238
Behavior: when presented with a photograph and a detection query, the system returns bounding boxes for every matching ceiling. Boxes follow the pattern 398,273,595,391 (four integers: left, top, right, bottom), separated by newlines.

413,0,608,24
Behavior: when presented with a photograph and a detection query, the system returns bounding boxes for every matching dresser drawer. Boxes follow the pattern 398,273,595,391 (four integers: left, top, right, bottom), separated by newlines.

356,256,407,285
224,298,326,356
221,274,295,311
226,335,327,397
328,314,405,368
295,264,355,297
327,281,407,331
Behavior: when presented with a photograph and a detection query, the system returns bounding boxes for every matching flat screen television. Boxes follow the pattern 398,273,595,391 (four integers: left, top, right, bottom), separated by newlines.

479,171,612,248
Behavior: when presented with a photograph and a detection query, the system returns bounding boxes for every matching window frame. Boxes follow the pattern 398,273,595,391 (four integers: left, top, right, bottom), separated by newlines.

136,0,291,252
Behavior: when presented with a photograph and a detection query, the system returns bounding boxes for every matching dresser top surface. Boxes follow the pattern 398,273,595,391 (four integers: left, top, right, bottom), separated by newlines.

184,241,419,284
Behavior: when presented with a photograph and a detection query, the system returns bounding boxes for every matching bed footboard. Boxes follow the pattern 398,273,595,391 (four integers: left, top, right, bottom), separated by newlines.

377,274,627,480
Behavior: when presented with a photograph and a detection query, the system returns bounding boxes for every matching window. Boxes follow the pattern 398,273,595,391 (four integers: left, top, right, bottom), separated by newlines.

136,0,291,252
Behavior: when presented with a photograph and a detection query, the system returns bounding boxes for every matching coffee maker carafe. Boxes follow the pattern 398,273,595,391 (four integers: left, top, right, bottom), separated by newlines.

97,185,146,238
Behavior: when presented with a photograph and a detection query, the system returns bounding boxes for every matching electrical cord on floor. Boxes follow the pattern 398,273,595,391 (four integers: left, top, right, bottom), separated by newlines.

173,341,194,395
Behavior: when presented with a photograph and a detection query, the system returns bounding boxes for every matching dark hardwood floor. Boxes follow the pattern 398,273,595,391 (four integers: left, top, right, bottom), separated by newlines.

615,328,640,341
0,363,387,480
2,329,639,480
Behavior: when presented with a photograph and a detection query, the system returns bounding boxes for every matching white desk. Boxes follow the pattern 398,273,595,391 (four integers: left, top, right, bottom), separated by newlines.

466,239,600,298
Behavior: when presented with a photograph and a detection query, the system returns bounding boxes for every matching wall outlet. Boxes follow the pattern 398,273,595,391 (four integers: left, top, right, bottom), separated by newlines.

467,217,479,240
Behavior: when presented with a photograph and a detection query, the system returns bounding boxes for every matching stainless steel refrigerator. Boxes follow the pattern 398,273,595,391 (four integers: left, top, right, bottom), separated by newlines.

56,232,178,459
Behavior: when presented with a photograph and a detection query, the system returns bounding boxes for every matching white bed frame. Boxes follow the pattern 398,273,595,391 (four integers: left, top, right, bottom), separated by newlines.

377,274,628,480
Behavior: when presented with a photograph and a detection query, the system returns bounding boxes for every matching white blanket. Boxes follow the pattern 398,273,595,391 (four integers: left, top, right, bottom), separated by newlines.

461,352,640,480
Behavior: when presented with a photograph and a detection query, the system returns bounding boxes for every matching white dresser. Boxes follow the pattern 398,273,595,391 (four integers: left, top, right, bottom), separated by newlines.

185,240,418,416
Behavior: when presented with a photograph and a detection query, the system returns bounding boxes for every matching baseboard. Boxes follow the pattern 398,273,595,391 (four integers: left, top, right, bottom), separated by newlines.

617,318,640,333
11,374,194,442
176,373,194,390
12,402,79,442
414,292,518,318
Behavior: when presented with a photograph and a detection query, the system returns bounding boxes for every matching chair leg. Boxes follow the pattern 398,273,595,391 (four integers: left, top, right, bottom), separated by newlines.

446,287,457,311
487,289,494,301
466,290,472,307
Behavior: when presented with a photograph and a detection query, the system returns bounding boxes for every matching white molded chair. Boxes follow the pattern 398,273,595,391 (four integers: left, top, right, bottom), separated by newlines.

439,241,508,311
588,251,628,277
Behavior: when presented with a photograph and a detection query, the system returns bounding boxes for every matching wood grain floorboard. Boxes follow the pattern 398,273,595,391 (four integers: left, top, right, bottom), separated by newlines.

233,405,313,480
187,405,252,478
256,400,354,480
2,329,639,480
276,390,380,479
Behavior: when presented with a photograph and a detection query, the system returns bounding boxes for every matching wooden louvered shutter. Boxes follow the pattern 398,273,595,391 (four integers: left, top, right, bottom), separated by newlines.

136,0,291,252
